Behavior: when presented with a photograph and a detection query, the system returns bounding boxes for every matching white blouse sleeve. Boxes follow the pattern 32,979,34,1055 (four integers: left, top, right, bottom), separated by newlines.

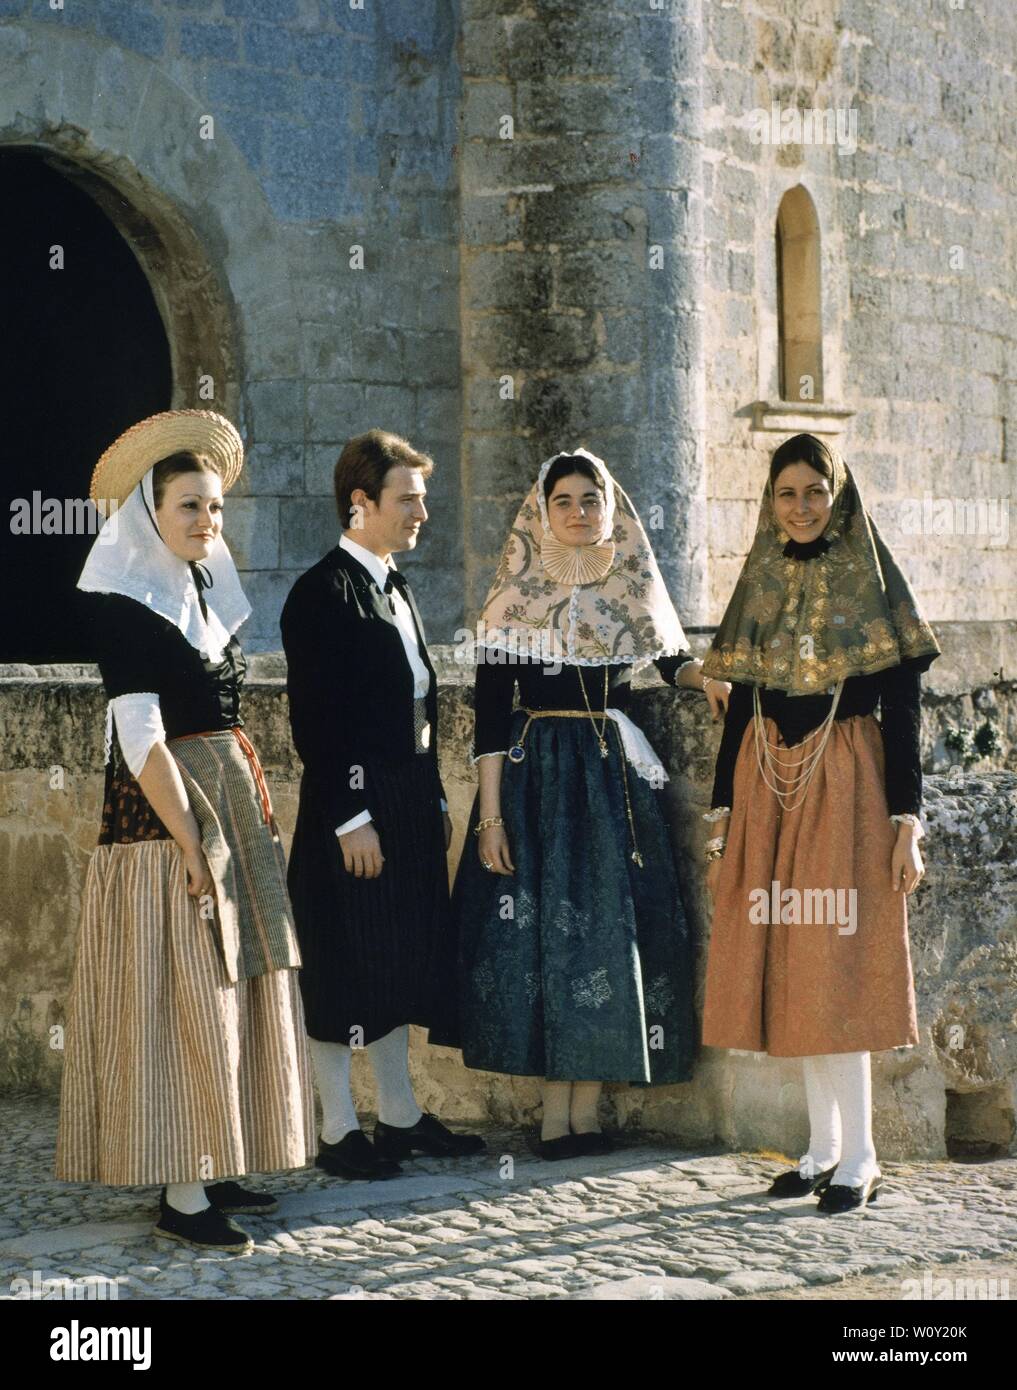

110,693,166,779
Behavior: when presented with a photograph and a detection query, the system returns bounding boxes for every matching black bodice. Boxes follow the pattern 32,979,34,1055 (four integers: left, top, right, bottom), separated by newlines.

84,591,246,738
710,664,924,816
472,651,695,757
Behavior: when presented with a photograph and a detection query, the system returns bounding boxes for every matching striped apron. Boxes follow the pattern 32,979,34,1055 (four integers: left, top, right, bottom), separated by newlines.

55,729,315,1186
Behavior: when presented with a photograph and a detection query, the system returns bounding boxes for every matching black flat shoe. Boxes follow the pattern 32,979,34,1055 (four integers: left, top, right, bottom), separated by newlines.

316,1129,403,1180
205,1181,280,1215
768,1165,837,1198
571,1130,615,1156
373,1113,487,1161
154,1195,253,1253
816,1172,883,1213
536,1134,585,1161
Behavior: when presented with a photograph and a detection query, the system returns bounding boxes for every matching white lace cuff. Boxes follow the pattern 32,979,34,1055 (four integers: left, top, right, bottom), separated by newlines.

702,806,731,822
110,693,165,779
889,813,925,840
471,750,509,764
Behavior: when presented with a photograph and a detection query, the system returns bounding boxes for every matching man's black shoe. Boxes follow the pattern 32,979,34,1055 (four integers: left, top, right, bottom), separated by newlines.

536,1134,585,1161
571,1129,615,1156
316,1128,403,1180
373,1112,487,1161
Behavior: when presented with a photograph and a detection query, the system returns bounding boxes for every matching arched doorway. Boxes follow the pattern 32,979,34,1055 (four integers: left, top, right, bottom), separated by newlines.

0,148,172,662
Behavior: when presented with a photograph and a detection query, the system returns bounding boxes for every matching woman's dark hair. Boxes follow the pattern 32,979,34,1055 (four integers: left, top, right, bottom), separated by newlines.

152,451,221,508
768,433,836,491
543,453,606,502
333,428,433,528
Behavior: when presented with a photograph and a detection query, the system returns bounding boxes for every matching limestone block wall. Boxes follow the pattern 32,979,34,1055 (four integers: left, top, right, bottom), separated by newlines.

1,0,1012,649
458,0,708,619
1,628,1015,1161
0,1,465,642
700,0,1017,623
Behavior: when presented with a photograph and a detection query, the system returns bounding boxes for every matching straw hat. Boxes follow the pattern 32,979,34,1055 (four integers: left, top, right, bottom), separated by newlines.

90,409,245,515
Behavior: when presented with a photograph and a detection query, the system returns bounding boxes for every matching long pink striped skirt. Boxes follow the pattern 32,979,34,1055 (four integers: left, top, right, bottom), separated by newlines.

56,785,316,1187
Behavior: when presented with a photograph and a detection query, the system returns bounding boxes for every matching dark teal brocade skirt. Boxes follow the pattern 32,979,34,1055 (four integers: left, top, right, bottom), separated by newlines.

449,708,696,1084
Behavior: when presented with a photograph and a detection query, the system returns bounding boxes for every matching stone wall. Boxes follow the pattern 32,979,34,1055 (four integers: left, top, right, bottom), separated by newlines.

1,0,1013,647
2,629,1014,1161
0,0,1013,1158
458,0,708,618
0,0,465,642
701,0,1017,623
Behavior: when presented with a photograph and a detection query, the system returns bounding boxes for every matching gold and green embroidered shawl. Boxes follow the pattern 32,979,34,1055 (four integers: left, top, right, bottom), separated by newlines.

701,450,940,694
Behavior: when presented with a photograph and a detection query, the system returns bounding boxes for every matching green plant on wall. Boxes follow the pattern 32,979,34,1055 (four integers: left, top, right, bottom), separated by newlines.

944,720,1003,768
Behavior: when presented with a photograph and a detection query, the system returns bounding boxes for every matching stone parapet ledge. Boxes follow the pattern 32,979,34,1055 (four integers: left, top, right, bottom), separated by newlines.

4,621,1016,776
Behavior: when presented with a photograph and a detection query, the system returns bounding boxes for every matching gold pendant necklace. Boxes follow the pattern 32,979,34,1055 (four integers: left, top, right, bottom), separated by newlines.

576,665,610,757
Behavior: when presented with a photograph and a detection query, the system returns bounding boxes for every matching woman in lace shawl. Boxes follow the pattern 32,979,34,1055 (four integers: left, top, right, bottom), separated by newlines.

442,449,727,1159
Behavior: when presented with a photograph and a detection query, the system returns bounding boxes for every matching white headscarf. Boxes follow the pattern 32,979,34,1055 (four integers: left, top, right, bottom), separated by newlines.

77,466,251,663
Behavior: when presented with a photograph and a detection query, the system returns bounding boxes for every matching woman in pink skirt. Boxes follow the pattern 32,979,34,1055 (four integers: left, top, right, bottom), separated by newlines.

699,433,940,1212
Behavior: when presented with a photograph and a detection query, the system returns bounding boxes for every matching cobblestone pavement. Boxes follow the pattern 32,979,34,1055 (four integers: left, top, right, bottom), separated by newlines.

1,1097,1014,1301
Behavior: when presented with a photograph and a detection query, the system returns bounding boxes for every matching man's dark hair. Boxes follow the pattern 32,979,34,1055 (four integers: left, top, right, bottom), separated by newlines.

333,429,433,529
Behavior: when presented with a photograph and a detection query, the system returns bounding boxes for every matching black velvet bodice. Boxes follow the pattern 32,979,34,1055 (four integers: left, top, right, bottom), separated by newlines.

84,591,246,738
472,651,695,758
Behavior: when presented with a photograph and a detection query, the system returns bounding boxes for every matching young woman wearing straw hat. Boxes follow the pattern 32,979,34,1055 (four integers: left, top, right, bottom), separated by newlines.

699,433,940,1213
55,410,315,1252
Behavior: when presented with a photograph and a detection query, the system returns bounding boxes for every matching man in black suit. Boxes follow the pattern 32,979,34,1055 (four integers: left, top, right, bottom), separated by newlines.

281,429,483,1179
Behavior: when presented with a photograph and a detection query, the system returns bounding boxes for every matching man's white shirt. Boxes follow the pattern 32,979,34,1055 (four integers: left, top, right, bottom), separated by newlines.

334,534,446,838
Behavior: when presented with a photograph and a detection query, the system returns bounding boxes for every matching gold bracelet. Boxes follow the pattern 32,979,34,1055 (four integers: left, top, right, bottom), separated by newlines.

474,816,505,836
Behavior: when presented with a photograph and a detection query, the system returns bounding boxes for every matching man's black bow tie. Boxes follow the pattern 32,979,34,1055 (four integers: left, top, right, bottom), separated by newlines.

384,570,409,595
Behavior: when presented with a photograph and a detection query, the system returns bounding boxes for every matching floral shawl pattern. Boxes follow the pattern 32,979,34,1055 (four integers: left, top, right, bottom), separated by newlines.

701,448,940,693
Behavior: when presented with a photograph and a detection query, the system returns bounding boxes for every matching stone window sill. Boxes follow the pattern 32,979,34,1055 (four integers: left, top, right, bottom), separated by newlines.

749,400,856,435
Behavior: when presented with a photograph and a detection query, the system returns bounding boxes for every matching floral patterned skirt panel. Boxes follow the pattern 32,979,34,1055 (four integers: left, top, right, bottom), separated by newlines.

449,708,696,1084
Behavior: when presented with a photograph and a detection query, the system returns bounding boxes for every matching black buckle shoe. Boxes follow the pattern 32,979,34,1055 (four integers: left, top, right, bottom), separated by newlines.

536,1133,585,1161
816,1172,883,1213
316,1128,403,1180
205,1181,280,1215
571,1130,615,1156
373,1113,487,1161
155,1193,253,1253
768,1164,837,1198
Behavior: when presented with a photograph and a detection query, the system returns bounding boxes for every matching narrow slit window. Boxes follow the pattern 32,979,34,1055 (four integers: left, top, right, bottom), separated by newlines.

776,185,824,404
